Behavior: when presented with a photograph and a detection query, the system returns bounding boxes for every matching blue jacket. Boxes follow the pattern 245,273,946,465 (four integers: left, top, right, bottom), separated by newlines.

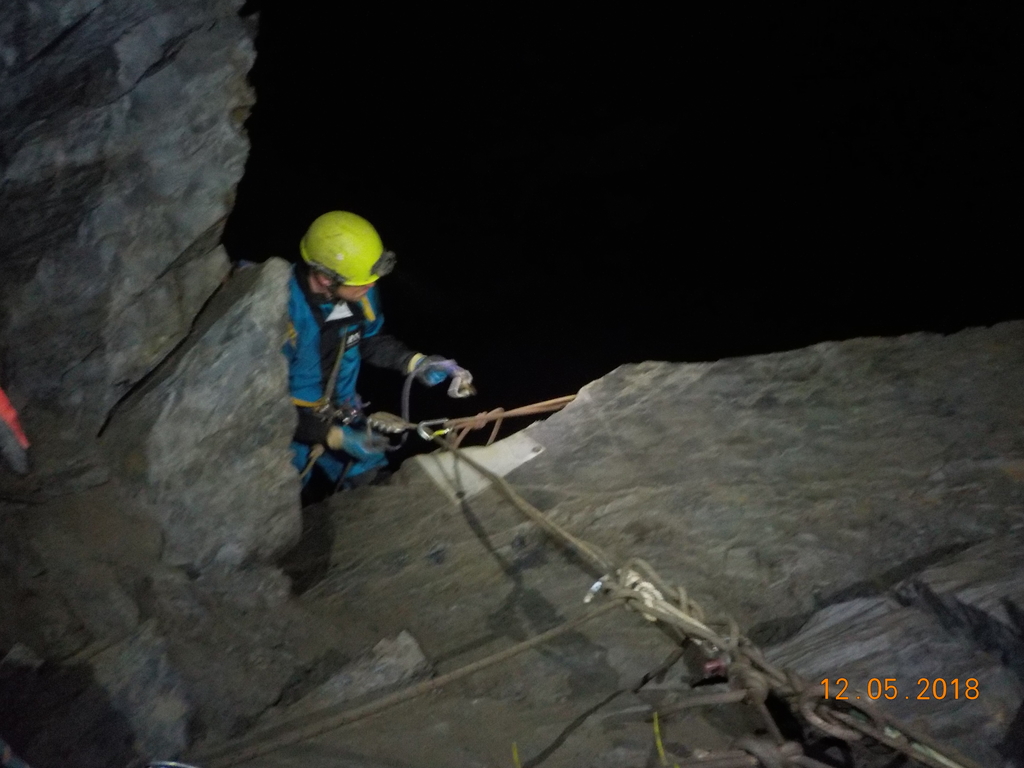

283,263,415,446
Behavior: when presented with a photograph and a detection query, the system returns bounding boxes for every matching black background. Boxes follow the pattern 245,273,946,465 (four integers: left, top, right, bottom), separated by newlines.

225,3,1021,429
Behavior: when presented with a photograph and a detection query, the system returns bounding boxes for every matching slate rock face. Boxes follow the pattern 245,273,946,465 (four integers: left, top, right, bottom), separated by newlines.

508,321,1024,633
285,321,1024,766
260,630,431,728
0,0,254,433
142,563,301,741
0,651,142,768
106,259,300,570
766,595,1023,767
90,619,191,760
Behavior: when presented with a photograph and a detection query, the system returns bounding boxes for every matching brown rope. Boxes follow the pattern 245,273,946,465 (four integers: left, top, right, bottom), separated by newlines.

432,437,983,768
194,397,983,768
443,395,576,445
188,600,623,767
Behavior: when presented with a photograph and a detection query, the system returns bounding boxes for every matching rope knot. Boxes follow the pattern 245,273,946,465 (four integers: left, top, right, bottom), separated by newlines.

619,568,664,622
731,662,771,704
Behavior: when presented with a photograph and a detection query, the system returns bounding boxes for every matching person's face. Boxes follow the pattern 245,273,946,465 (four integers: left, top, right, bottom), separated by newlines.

333,282,374,302
308,270,375,301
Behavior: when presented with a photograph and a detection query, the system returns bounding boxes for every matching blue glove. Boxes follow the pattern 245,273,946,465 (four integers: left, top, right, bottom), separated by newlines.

412,354,457,387
326,424,387,462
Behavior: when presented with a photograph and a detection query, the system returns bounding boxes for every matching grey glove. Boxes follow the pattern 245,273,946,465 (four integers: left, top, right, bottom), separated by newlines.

411,355,454,387
410,355,475,397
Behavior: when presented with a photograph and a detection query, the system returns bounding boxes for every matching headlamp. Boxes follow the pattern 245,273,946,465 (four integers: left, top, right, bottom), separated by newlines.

372,249,396,278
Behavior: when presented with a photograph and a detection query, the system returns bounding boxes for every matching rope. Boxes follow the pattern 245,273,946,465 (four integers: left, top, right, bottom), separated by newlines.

192,394,985,768
188,600,623,767
445,396,576,447
430,434,984,768
394,386,576,447
435,435,616,575
299,444,324,480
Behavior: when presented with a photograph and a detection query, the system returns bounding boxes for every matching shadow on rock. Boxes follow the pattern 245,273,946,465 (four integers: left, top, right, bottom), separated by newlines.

0,660,141,768
999,700,1024,768
278,499,335,595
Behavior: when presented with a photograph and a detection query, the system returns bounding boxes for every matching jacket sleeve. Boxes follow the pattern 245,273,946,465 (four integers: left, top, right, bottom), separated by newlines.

358,288,418,374
361,332,417,373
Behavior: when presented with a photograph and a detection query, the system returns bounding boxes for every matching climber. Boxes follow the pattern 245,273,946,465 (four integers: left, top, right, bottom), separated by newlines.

0,385,29,476
284,211,470,497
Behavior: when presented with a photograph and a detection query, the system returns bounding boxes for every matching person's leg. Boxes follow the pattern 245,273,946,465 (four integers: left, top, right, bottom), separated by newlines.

300,464,336,507
292,442,347,505
291,440,387,498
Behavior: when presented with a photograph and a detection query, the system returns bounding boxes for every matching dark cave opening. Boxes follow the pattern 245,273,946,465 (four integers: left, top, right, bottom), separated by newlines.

224,3,1021,422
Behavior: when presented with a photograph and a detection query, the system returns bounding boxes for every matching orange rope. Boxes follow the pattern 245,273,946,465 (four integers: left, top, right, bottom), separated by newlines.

443,395,575,447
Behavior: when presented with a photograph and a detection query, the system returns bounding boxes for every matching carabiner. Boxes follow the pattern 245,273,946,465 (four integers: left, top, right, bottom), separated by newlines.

416,419,451,441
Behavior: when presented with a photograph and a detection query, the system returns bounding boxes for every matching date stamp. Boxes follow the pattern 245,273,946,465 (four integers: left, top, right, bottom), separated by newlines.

820,678,979,701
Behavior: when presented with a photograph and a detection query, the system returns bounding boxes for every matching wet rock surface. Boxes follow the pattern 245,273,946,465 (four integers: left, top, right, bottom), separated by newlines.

234,321,1024,767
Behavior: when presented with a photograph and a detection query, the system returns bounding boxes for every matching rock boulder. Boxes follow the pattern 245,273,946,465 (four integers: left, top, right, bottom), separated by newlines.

105,259,300,570
0,0,255,435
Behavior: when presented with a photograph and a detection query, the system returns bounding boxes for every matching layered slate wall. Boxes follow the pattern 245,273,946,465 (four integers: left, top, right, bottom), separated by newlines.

0,5,311,761
0,0,255,433
281,321,1024,766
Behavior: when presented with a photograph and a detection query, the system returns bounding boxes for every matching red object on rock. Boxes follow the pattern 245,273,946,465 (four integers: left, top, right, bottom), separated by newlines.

0,387,28,449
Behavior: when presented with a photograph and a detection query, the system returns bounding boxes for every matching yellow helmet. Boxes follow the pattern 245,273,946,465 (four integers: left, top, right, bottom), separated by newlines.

299,211,395,286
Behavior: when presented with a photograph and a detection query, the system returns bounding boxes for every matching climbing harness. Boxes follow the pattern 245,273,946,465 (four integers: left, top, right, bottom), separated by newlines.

207,391,984,768
302,354,467,479
297,326,373,480
304,354,558,480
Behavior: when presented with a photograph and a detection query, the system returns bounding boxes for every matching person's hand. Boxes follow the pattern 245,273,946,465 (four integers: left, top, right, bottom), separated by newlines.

412,355,456,386
326,424,387,462
410,354,475,397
